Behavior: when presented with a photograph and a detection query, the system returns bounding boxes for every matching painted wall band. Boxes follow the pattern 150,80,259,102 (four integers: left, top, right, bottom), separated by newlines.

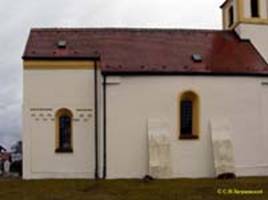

24,60,95,69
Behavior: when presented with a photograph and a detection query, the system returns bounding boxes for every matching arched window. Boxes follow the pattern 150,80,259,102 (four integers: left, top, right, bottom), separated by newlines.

179,91,199,139
55,108,73,153
251,0,259,17
228,6,234,27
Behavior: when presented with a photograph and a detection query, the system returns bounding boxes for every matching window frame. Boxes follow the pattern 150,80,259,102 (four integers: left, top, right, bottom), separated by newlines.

178,91,200,140
55,108,73,153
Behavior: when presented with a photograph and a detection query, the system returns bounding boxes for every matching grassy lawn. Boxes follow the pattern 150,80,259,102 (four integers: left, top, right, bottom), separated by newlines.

0,177,267,200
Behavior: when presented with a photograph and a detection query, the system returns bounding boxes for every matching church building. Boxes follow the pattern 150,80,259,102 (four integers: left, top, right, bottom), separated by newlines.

22,0,268,179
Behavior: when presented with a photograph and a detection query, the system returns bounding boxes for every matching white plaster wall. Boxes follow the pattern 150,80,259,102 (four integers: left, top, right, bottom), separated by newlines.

259,0,267,18
267,0,268,17
235,24,268,63
106,76,268,178
23,69,95,179
243,0,251,18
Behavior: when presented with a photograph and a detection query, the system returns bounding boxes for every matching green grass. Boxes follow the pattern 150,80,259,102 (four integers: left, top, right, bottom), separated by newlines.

0,177,267,200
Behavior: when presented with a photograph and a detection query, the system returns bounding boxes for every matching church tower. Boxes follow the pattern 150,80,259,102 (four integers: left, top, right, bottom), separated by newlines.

221,0,268,62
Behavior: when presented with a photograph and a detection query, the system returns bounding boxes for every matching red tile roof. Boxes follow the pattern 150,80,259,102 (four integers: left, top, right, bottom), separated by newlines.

23,28,268,75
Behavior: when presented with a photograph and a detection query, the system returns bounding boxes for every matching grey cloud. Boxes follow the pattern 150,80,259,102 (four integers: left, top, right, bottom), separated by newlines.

0,0,224,149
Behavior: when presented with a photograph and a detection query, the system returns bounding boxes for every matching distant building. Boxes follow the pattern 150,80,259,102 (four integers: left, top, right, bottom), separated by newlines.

0,145,6,153
0,153,10,162
0,145,9,163
22,0,268,179
11,141,22,162
0,151,11,174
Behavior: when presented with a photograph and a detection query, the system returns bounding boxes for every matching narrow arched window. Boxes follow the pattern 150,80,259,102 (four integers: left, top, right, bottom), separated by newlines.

228,6,234,27
55,108,73,153
179,91,199,139
251,0,259,17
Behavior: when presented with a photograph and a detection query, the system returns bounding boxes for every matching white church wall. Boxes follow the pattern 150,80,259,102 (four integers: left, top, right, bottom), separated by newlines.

267,0,268,18
235,24,268,63
106,76,268,178
259,0,268,18
243,0,251,18
23,69,96,179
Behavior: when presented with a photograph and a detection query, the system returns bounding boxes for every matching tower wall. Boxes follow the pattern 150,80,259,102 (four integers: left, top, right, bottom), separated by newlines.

222,0,268,62
222,0,268,30
235,24,268,63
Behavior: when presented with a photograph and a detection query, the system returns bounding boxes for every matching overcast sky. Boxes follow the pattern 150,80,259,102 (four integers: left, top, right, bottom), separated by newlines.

0,0,224,149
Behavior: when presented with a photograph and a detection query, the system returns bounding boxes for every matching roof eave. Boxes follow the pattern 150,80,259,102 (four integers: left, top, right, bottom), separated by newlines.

220,0,230,8
102,71,268,77
22,56,100,61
